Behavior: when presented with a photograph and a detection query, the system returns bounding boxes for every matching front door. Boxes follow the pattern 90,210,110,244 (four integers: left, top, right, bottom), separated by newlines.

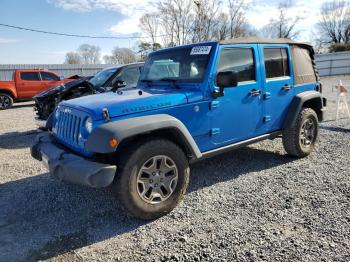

16,71,42,99
39,71,61,93
259,45,295,132
210,45,264,147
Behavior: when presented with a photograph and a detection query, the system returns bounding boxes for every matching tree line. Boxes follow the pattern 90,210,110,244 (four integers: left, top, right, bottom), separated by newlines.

65,0,350,64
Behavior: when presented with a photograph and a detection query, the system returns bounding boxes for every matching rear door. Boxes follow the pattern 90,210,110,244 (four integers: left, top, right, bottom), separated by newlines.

259,45,295,132
16,71,42,98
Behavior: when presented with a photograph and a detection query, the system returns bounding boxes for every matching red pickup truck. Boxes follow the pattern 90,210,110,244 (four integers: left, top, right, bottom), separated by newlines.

0,69,78,110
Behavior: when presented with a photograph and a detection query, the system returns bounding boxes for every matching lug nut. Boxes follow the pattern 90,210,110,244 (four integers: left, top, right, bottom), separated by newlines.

149,179,153,183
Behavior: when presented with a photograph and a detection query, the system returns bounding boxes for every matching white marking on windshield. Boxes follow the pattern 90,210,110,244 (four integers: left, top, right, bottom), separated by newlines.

190,46,212,55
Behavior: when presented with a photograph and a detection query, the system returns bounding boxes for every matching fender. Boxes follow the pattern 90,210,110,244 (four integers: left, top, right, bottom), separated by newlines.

0,83,17,99
85,114,203,159
283,90,325,129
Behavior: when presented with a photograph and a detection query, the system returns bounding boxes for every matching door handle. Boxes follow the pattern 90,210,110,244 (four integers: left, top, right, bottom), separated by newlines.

282,84,293,91
249,89,262,96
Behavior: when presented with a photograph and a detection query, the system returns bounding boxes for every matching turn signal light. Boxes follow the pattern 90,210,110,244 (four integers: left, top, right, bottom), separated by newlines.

109,138,118,148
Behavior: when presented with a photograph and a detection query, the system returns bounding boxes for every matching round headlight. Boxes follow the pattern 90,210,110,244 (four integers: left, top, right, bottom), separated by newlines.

85,117,93,133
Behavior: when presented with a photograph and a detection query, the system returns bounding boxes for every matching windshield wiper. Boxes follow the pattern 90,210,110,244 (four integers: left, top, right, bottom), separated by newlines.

158,78,181,89
158,78,178,82
139,79,154,87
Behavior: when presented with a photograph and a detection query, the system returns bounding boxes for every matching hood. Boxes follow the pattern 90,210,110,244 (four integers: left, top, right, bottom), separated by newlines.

61,87,189,120
34,77,91,99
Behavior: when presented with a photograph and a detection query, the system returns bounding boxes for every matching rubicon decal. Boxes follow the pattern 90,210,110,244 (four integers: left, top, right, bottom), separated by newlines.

122,102,172,113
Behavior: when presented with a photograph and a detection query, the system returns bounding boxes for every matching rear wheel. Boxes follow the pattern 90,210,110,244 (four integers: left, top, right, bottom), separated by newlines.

113,139,190,220
282,108,319,157
0,93,13,110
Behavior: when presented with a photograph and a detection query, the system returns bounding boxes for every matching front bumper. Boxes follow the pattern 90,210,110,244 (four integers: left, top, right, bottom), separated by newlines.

31,133,117,188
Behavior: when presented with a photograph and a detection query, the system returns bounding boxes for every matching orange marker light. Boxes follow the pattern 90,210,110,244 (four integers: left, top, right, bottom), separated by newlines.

109,138,118,148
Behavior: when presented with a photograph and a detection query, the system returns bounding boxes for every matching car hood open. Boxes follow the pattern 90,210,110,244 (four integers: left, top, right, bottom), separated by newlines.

34,77,92,99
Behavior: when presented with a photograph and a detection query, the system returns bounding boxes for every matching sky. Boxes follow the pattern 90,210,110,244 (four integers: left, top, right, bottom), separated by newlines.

0,0,327,64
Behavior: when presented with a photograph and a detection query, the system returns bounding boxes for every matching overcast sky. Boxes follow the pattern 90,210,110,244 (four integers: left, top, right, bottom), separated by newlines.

0,0,328,64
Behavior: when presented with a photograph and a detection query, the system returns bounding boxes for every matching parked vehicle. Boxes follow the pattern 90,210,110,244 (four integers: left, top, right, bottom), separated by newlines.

33,63,144,126
31,37,326,220
0,69,78,110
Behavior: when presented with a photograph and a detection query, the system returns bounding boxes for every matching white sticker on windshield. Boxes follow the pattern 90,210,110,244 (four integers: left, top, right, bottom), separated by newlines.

190,46,212,55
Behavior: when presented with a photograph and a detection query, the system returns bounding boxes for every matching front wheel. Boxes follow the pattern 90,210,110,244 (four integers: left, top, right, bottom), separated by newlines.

113,139,190,220
282,108,319,157
0,93,13,110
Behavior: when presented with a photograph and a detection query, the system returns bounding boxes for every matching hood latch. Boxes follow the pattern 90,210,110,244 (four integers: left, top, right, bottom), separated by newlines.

102,108,110,122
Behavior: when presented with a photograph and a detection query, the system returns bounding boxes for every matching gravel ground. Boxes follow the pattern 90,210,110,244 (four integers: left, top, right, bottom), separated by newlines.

0,77,350,262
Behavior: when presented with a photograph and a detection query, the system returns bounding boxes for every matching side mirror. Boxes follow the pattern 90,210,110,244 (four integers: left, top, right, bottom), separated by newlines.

216,71,238,88
213,71,238,98
112,80,127,92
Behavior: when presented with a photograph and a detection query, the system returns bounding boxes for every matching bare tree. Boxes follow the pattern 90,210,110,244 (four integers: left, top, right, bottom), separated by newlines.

192,0,222,42
64,52,81,64
103,55,114,64
228,0,248,38
157,0,194,46
261,2,302,39
77,44,101,64
214,12,230,40
139,0,252,46
317,0,350,46
104,47,136,64
140,13,159,45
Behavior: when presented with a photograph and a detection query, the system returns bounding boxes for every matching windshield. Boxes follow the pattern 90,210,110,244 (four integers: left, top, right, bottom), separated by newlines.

89,67,118,88
140,45,213,83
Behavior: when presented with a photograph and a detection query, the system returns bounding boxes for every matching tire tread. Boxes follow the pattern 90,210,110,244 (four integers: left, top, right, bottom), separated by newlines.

282,108,318,158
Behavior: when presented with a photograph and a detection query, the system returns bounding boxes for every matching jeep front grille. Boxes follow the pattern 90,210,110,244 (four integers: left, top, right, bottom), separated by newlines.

57,112,81,144
55,109,82,146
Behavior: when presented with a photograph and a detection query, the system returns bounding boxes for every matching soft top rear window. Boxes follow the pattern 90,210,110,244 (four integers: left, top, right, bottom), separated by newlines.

291,46,317,84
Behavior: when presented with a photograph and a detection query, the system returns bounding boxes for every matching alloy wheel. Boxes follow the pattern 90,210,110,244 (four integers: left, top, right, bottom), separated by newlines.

136,155,178,204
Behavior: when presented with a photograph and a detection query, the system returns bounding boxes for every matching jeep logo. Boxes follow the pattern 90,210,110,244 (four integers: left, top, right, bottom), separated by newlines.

64,108,72,114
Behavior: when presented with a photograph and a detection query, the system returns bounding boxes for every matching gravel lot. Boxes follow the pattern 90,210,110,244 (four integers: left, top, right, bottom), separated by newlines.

1,76,350,261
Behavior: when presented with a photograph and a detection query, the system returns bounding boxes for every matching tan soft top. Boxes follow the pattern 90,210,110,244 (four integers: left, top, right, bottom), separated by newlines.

220,36,318,84
220,36,312,48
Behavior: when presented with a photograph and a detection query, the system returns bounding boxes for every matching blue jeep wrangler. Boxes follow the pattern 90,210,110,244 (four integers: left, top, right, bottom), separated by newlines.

31,37,326,219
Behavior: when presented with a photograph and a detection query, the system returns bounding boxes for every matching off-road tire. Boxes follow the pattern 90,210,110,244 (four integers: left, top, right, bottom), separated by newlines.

282,108,319,157
0,93,13,110
113,139,190,220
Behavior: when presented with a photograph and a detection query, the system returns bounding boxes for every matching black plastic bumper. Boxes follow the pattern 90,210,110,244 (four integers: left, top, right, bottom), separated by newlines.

31,133,117,188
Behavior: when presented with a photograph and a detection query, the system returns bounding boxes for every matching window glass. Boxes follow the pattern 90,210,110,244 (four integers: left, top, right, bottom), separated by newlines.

264,48,290,79
118,67,141,86
40,72,60,81
89,67,117,88
148,60,180,79
140,46,211,83
217,48,255,82
20,72,40,81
